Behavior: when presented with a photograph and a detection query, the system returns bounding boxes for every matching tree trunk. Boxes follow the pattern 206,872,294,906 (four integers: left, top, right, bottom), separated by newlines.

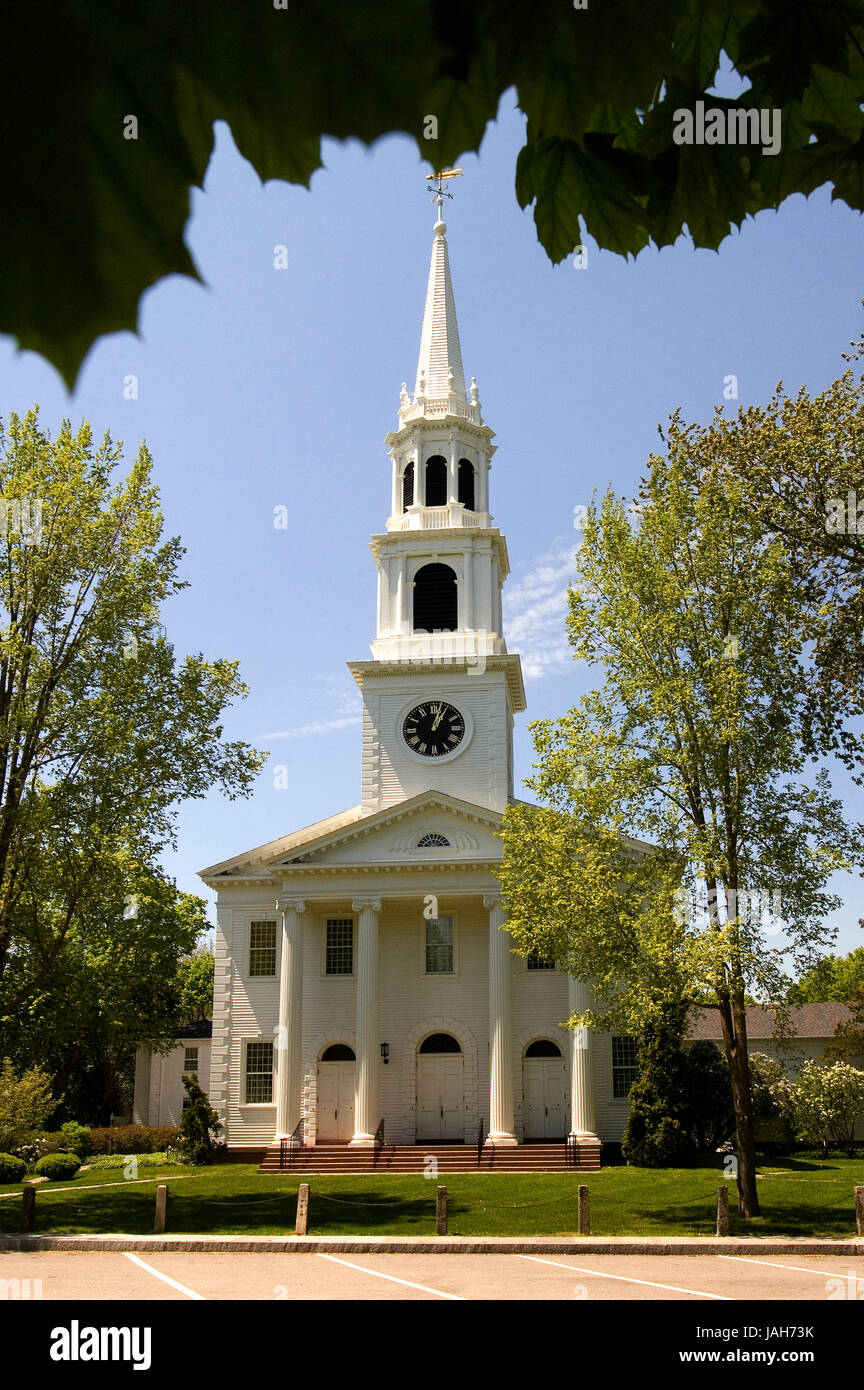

717,992,760,1218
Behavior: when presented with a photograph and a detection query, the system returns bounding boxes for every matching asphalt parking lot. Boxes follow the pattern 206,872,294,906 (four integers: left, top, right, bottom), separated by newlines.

3,1249,863,1300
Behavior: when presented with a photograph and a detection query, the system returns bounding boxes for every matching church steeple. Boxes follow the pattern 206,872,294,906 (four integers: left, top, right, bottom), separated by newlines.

413,214,467,404
348,184,526,815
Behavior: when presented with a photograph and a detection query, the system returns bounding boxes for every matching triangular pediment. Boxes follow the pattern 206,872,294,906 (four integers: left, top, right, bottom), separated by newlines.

199,792,505,881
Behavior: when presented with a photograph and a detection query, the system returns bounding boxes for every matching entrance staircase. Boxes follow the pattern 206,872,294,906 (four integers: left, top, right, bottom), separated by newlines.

258,1140,602,1174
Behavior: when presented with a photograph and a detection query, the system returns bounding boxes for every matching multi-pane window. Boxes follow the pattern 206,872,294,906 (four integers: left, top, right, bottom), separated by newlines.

417,832,450,847
612,1036,639,1099
183,1047,198,1072
527,952,555,970
249,921,276,976
425,916,454,974
245,1042,274,1103
326,919,354,975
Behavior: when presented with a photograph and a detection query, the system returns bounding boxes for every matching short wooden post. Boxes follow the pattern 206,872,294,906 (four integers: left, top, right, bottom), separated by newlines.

716,1186,729,1236
855,1186,864,1237
20,1185,35,1233
295,1182,310,1235
577,1184,590,1235
153,1184,169,1234
436,1185,447,1235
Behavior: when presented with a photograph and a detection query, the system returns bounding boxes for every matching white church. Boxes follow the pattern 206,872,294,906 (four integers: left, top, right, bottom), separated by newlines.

197,192,636,1171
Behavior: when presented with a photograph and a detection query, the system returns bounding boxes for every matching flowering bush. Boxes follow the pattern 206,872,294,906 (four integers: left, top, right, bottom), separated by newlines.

748,1052,795,1132
791,1060,864,1151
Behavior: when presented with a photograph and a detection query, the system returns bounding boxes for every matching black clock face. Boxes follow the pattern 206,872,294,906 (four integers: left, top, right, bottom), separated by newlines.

402,701,465,758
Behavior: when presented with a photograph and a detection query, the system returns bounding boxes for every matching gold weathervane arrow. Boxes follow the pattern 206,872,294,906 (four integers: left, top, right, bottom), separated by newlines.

426,167,463,217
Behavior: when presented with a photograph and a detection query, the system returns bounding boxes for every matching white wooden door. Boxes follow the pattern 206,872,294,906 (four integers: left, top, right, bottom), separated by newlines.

416,1056,464,1141
318,1062,355,1141
523,1059,566,1139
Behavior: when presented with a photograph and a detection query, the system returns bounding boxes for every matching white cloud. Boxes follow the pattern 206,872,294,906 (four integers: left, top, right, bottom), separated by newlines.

504,541,577,679
259,714,363,740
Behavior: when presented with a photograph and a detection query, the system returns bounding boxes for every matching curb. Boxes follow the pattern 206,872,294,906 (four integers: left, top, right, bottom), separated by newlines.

2,1233,863,1256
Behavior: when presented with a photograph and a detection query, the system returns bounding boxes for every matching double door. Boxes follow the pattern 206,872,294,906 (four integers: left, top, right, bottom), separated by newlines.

523,1058,566,1139
416,1055,464,1141
317,1061,355,1141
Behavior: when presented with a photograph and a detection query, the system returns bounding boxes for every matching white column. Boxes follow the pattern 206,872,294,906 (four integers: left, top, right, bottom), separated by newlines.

568,976,598,1137
462,552,475,630
484,893,517,1145
448,437,458,505
350,896,381,1145
275,896,306,1141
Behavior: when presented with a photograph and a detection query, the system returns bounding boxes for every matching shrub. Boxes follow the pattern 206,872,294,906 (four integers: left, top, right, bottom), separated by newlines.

86,1151,178,1170
88,1125,178,1155
0,1058,57,1151
682,1042,735,1150
749,1052,795,1138
0,1152,26,1184
622,1004,695,1167
34,1152,82,1180
58,1120,92,1156
176,1075,222,1165
791,1060,864,1151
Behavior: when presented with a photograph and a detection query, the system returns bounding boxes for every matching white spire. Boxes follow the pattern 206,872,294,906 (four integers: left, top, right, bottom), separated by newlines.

413,215,467,404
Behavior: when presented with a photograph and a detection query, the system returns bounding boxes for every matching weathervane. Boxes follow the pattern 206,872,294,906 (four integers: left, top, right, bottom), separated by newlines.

426,167,463,220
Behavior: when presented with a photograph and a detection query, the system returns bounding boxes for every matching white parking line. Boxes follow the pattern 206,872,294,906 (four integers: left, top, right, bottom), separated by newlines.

516,1254,734,1300
316,1253,464,1299
718,1255,863,1281
122,1252,205,1300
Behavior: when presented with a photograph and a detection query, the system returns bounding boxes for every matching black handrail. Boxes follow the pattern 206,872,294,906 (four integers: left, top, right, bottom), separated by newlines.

476,1119,485,1167
279,1118,305,1171
564,1135,578,1168
373,1119,385,1165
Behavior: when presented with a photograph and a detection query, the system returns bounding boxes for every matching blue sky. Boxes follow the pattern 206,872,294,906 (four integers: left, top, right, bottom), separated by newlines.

1,95,862,959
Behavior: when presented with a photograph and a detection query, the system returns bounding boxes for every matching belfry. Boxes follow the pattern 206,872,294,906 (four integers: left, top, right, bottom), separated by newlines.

199,185,613,1171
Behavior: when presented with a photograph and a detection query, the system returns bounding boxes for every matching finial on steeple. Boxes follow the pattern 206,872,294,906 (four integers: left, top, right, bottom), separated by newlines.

426,167,463,234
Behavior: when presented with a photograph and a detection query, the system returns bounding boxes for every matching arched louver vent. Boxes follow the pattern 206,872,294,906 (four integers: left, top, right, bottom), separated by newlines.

525,1039,562,1057
419,1032,462,1054
413,562,457,632
458,459,475,511
425,455,447,507
417,832,450,847
402,460,414,512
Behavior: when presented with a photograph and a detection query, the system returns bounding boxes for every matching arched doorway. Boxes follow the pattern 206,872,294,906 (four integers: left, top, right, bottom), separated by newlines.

416,1033,464,1142
522,1040,566,1140
318,1044,355,1142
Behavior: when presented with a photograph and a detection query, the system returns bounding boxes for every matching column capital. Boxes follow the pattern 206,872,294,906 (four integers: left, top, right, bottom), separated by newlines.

352,896,382,913
482,893,502,910
276,896,307,914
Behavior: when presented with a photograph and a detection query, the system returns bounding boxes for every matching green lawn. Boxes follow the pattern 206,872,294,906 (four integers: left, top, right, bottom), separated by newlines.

0,1157,861,1237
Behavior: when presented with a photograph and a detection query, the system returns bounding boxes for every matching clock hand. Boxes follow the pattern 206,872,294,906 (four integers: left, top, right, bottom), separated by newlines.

431,711,444,730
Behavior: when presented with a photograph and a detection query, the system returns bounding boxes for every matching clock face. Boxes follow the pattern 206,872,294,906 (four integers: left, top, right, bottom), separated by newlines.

402,700,465,758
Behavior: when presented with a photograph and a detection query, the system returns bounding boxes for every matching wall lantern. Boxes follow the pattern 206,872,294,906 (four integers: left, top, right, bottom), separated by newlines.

380,1043,390,1065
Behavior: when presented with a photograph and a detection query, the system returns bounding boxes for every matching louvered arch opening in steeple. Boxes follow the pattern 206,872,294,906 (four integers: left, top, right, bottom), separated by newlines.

425,455,447,507
402,460,415,512
413,562,457,632
458,459,475,511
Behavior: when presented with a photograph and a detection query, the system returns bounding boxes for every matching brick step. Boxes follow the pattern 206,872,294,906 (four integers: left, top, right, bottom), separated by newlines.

258,1141,600,1174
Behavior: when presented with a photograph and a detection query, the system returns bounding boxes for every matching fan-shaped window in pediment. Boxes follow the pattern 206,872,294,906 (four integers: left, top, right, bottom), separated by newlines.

417,832,450,848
